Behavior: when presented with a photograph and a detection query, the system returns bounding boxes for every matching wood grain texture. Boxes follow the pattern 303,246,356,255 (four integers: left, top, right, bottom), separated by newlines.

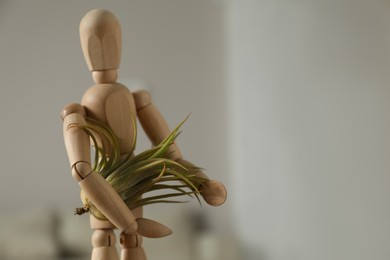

134,90,183,161
120,248,146,260
92,247,120,260
79,172,137,234
81,83,137,155
80,9,121,71
120,232,146,260
90,215,116,230
63,111,91,168
136,218,172,238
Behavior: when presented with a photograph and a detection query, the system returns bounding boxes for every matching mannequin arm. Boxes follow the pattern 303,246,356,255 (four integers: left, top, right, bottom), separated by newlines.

133,91,227,206
61,103,137,234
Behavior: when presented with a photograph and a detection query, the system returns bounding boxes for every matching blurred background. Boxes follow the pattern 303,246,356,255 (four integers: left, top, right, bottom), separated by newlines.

1,0,390,259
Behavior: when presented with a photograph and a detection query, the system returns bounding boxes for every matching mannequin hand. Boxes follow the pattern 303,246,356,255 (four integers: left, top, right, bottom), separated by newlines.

176,158,227,206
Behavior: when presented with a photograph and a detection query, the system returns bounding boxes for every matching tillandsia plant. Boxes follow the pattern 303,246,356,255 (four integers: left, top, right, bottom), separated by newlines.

73,115,207,220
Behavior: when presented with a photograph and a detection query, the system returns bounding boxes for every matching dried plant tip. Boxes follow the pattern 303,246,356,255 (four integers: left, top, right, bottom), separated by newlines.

75,206,90,215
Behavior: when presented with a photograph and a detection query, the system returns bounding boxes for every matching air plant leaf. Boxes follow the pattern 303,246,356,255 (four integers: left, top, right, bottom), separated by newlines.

73,114,207,220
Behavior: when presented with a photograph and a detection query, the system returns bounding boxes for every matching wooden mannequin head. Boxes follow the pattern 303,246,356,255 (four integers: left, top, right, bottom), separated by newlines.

80,9,121,83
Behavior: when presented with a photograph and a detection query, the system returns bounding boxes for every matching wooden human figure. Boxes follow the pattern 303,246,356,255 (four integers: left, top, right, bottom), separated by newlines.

61,9,227,260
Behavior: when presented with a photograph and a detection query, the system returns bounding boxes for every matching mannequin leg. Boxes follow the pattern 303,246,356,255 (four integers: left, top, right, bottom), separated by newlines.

90,214,119,260
120,207,145,260
120,232,146,260
91,229,119,260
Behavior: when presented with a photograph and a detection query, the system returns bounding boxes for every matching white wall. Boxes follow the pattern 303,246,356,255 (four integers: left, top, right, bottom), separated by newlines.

228,1,390,259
